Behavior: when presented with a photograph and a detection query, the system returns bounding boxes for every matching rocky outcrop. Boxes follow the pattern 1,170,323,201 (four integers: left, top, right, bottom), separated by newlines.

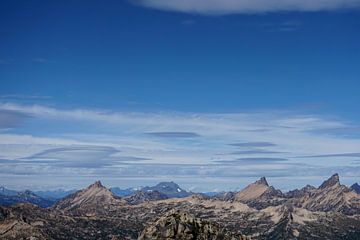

139,210,249,240
0,204,49,240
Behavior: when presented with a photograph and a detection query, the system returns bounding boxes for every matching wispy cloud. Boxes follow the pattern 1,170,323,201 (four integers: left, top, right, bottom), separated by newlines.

229,150,286,155
1,102,360,190
229,142,277,147
309,127,360,137
134,0,360,15
214,157,288,164
297,153,360,158
145,131,201,138
20,145,120,168
0,94,52,100
114,156,152,162
25,145,120,160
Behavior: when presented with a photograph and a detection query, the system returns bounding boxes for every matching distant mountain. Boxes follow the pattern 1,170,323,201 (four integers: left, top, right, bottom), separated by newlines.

0,190,55,208
124,190,168,205
53,181,125,215
299,173,360,215
234,177,285,209
201,191,222,197
110,187,136,197
213,191,237,201
35,189,77,199
351,183,360,194
0,186,18,196
285,184,316,198
142,181,190,198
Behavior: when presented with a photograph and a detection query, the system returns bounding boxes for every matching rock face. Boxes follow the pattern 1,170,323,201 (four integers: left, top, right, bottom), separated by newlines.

124,190,168,205
319,173,340,189
0,190,55,208
299,174,360,215
53,181,125,215
351,183,360,194
139,210,249,240
0,204,50,240
234,177,284,209
142,182,191,198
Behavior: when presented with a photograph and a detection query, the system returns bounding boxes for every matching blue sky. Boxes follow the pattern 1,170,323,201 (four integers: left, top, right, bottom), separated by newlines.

0,0,360,191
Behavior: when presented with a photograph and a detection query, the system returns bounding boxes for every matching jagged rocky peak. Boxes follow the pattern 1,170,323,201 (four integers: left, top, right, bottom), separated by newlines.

299,174,360,215
233,176,285,210
302,184,316,191
53,180,123,213
89,180,104,188
319,173,340,189
77,180,114,197
235,177,273,202
255,177,269,186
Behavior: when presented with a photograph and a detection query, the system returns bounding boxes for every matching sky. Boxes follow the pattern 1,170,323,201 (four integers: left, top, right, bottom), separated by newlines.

0,0,360,192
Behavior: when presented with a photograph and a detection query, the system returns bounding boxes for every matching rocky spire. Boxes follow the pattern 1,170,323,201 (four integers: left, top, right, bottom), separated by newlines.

89,181,104,189
255,177,269,186
319,173,340,189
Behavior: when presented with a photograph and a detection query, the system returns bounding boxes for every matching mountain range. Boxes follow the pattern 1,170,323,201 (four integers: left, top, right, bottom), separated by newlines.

0,174,359,239
0,181,192,208
0,189,56,208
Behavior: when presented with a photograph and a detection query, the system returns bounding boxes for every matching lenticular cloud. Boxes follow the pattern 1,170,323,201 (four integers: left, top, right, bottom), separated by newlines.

135,0,360,15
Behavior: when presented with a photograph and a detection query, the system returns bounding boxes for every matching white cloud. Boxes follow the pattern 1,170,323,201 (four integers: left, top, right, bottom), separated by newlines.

134,0,360,15
1,102,360,190
0,94,52,100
